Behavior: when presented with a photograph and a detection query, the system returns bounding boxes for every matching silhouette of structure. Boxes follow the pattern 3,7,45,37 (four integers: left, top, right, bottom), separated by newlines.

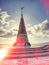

14,7,31,47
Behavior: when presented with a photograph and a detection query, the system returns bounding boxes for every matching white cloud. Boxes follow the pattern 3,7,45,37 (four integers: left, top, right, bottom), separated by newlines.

27,20,49,45
27,20,49,35
0,9,18,37
0,11,10,24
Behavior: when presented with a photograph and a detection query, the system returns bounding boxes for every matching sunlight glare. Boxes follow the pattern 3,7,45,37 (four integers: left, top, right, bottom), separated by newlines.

0,48,8,61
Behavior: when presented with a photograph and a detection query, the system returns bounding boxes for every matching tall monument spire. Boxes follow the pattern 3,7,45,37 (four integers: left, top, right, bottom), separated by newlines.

21,7,24,17
14,7,31,47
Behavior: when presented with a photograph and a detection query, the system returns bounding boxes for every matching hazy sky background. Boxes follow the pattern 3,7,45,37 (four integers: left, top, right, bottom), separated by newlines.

0,0,49,47
0,0,49,24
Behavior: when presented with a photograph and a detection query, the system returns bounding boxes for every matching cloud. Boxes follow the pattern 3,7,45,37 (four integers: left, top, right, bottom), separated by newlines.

27,19,49,44
0,9,18,37
27,20,49,35
0,11,10,24
36,20,49,34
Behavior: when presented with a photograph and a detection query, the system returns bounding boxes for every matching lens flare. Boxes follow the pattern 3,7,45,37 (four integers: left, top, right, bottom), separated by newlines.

0,48,8,61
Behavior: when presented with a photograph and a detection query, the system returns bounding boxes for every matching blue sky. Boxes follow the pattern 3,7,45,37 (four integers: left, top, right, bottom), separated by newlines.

0,0,49,25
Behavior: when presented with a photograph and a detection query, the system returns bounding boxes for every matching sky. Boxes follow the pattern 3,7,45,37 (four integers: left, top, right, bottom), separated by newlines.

0,0,49,47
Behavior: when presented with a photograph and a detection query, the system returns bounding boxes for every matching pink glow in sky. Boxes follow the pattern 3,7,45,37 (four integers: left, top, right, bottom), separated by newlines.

40,0,49,15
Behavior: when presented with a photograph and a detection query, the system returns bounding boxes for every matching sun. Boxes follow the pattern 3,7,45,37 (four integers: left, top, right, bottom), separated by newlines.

0,48,8,61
